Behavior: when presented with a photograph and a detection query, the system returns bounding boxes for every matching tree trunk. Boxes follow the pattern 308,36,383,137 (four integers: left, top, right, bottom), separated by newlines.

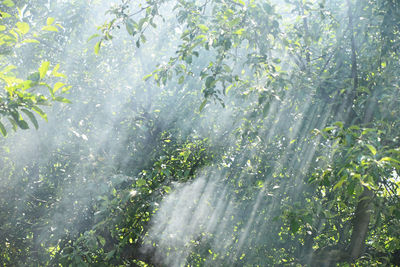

348,187,373,260
309,188,374,266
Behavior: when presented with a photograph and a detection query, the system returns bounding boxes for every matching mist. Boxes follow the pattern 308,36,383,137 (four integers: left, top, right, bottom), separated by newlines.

1,0,400,266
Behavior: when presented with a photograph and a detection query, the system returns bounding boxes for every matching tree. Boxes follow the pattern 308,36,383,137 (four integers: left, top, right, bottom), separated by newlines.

0,0,399,266
0,0,69,136
97,0,399,265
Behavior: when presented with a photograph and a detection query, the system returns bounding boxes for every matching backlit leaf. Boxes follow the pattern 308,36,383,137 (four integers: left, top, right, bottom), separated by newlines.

366,144,377,156
53,82,65,93
54,96,71,103
136,179,146,187
39,61,50,79
42,25,58,32
32,106,48,122
199,99,207,112
46,17,55,25
3,0,14,7
16,22,29,34
22,39,40,44
21,109,39,129
125,19,136,36
94,40,102,55
0,121,7,136
333,177,346,190
87,33,100,42
198,24,209,32
379,157,400,164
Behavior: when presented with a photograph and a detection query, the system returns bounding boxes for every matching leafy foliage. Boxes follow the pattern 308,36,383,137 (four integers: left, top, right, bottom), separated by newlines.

0,2,69,136
1,0,400,266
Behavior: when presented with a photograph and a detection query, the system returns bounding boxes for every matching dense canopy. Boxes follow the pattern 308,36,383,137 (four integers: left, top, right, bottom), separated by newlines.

1,0,400,266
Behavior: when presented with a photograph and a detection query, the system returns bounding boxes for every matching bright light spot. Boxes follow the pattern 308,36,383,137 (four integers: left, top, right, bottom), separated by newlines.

130,190,137,197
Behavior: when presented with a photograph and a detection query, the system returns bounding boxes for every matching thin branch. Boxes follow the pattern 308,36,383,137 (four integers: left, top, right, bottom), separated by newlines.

346,0,358,90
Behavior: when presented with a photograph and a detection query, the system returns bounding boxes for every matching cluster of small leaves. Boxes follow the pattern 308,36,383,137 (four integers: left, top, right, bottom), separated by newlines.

99,0,283,112
1,4,62,51
0,61,71,136
56,130,213,265
90,0,167,55
68,0,400,265
304,121,400,260
148,0,282,107
2,0,400,266
0,3,69,136
311,122,400,195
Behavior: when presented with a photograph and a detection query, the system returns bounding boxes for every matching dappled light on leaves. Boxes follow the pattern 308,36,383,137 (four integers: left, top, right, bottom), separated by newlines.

1,0,400,266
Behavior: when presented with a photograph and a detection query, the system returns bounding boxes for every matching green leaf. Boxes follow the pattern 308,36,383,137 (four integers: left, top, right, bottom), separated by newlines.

333,121,344,128
8,118,18,131
3,0,15,7
52,64,60,74
0,121,7,136
322,126,335,132
136,179,146,187
289,218,300,234
163,186,171,193
225,84,233,94
87,33,100,42
379,157,400,164
105,249,115,261
1,65,16,74
234,28,245,35
51,64,67,78
54,96,71,103
333,177,346,190
62,85,71,93
125,19,136,36
149,19,157,28
143,73,153,81
16,21,29,34
199,99,207,112
32,106,48,122
138,18,147,30
140,34,146,44
94,40,102,55
97,236,106,246
53,82,65,93
347,180,356,195
205,76,215,88
181,150,190,162
16,119,29,129
42,25,58,32
366,144,377,156
21,39,40,44
39,61,50,79
21,109,39,129
349,125,360,130
46,17,55,25
198,24,209,32
10,111,29,130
